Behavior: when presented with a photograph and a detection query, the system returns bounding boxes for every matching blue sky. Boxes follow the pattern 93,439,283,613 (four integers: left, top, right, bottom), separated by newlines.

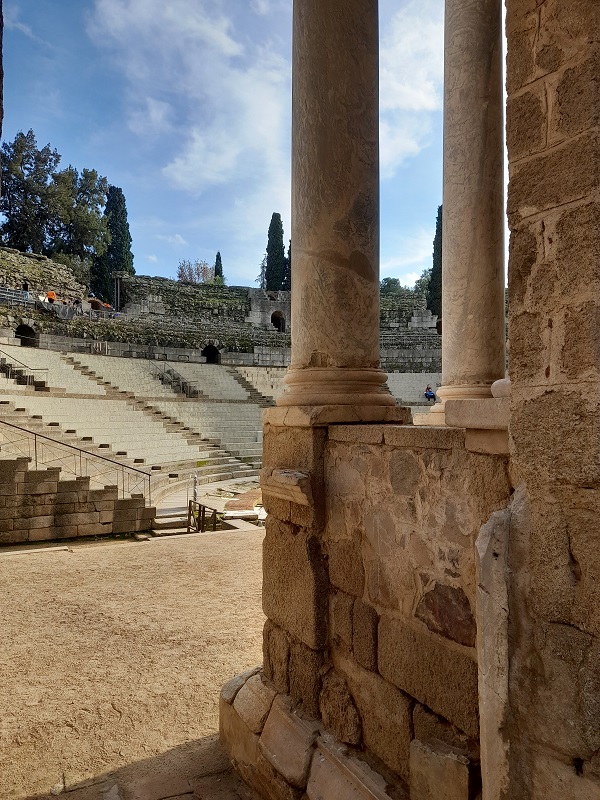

4,0,444,288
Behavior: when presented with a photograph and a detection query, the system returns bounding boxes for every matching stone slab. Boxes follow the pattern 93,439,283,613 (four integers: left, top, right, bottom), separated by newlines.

262,518,328,650
219,694,260,771
378,617,479,738
259,694,320,789
445,398,509,430
233,674,277,734
409,739,472,800
261,469,313,506
306,737,393,800
334,652,413,781
221,666,262,705
465,429,509,455
382,425,465,450
264,405,410,428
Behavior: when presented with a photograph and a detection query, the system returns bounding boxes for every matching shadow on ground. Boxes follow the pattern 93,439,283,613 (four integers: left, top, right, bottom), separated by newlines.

23,735,258,800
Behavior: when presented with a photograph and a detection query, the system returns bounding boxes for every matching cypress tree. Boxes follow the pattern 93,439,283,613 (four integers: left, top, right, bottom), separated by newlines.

265,212,286,291
426,205,442,318
214,251,223,279
103,186,134,275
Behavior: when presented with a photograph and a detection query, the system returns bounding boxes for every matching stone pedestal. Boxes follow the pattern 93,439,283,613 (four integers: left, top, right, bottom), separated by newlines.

279,0,393,410
425,0,505,425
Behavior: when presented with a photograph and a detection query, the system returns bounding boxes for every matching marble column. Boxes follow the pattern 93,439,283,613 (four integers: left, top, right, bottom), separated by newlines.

278,0,394,409
429,0,505,422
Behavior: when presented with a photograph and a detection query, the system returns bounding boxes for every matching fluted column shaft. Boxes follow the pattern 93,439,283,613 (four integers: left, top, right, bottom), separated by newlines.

436,0,505,409
278,0,393,408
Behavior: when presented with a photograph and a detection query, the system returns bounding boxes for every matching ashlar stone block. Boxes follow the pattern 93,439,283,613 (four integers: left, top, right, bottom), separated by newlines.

263,517,328,650
409,739,474,800
307,736,393,800
378,616,479,738
335,652,413,781
233,674,277,735
259,695,320,789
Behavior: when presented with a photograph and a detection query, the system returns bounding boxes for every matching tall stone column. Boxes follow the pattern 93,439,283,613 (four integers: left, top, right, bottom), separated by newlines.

278,0,394,409
428,0,505,423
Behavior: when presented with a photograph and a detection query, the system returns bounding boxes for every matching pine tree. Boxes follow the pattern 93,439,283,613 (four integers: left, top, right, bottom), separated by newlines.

265,212,286,291
1,129,61,253
426,205,442,318
103,186,134,275
214,251,223,280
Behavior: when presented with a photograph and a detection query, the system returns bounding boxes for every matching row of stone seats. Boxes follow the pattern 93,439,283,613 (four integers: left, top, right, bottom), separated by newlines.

70,353,178,398
385,372,441,403
236,367,287,400
166,362,250,401
236,367,442,405
153,400,263,467
0,395,255,480
0,344,107,395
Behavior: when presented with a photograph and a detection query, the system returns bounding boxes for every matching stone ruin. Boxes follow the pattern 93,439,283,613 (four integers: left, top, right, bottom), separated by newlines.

220,1,600,799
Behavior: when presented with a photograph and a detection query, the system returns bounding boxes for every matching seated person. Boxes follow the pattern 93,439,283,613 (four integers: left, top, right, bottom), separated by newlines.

424,384,436,401
46,290,56,304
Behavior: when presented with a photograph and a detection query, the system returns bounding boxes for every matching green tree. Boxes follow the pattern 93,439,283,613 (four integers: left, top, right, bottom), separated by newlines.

426,204,442,317
257,253,267,289
214,251,223,280
0,129,60,252
380,277,402,294
49,166,109,261
265,212,286,291
103,186,134,276
415,268,431,296
281,239,291,291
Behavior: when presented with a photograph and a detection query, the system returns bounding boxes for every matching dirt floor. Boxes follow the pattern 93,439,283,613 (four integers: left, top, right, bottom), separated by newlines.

0,528,265,800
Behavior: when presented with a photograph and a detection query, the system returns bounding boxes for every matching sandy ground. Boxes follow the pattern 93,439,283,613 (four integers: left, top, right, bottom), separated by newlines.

0,529,265,800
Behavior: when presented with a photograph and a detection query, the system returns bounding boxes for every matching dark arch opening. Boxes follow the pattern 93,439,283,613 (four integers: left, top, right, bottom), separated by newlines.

271,311,286,333
15,324,38,347
202,344,221,364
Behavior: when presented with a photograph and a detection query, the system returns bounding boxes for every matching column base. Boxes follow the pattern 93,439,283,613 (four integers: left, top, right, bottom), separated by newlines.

277,367,397,408
264,403,411,428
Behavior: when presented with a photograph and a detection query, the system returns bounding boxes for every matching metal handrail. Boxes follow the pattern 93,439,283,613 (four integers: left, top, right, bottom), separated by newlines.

187,500,219,532
151,361,200,398
0,418,153,505
0,348,49,381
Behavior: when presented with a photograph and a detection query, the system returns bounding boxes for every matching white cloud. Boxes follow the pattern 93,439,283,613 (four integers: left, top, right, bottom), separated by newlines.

88,0,291,282
379,0,444,176
381,228,434,282
147,255,158,262
5,2,48,43
156,233,188,247
128,97,173,137
251,0,270,15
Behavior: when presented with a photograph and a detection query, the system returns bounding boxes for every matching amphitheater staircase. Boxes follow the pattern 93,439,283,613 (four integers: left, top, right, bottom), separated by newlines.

228,368,274,407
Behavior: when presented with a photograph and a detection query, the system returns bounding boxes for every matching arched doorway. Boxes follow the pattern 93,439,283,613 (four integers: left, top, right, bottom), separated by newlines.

271,311,286,333
202,344,221,364
15,324,38,347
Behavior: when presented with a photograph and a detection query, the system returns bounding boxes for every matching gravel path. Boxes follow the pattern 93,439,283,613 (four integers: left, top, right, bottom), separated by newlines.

0,530,265,799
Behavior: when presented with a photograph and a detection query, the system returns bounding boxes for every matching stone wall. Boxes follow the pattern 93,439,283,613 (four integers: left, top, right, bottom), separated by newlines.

0,247,86,301
0,457,154,544
504,1,600,797
221,421,511,797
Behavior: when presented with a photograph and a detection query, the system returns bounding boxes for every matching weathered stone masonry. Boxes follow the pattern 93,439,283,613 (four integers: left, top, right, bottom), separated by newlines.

219,0,599,797
0,457,153,544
